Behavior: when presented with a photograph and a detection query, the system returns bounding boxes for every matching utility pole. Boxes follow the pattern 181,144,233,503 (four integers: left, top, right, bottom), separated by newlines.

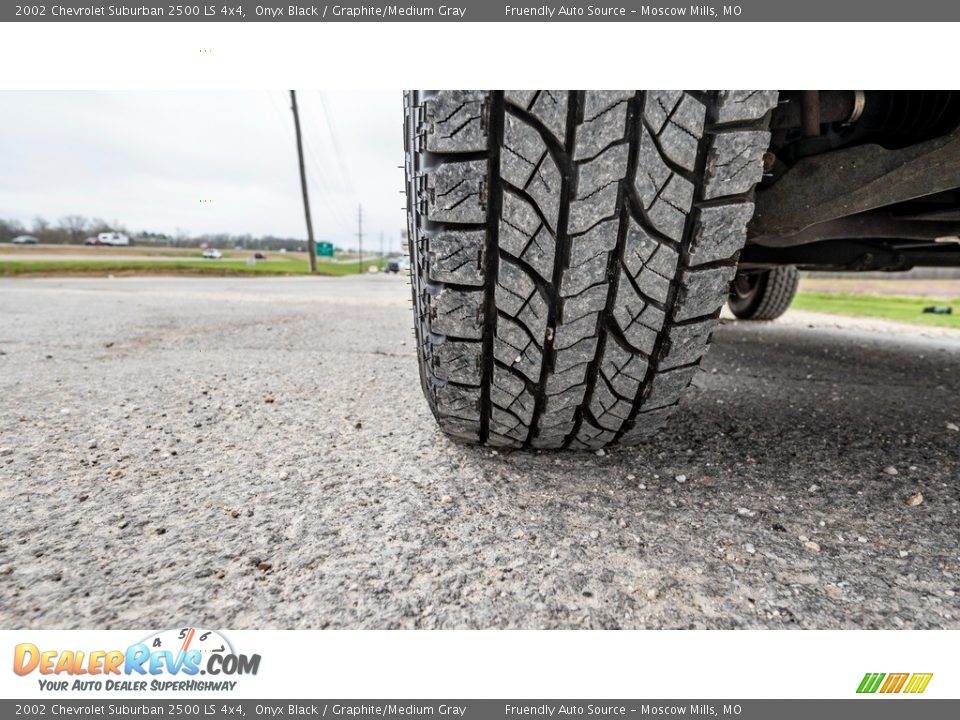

290,90,317,274
356,204,364,274
379,231,384,259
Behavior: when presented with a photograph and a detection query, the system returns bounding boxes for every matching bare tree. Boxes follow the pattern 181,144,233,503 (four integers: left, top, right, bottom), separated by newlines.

0,218,26,241
89,218,113,235
58,215,89,244
31,216,49,238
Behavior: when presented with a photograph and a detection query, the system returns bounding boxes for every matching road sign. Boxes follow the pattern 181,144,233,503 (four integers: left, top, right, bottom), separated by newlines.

316,241,334,257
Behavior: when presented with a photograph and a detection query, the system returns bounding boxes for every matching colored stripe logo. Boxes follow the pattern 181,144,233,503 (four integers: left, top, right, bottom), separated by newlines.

857,672,933,694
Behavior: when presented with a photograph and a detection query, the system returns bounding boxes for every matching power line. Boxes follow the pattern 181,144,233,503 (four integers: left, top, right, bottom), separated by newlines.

299,138,356,235
294,103,356,233
266,92,355,241
315,91,357,196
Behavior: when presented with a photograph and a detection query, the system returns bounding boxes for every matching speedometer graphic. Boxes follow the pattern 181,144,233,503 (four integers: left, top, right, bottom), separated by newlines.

140,627,234,658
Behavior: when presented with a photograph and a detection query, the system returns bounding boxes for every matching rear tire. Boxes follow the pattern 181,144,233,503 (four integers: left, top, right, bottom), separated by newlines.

405,90,777,449
728,266,800,321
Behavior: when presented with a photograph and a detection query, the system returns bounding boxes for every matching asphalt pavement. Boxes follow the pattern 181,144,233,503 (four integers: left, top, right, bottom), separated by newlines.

1,275,958,629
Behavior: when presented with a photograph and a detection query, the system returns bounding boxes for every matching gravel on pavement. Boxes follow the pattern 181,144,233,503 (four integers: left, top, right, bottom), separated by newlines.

1,276,958,629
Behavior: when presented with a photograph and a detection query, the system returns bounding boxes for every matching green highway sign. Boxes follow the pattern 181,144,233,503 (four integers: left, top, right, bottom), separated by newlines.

316,241,334,257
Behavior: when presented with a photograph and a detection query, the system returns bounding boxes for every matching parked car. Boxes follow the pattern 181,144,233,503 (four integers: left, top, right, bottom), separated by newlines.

404,89,960,449
254,251,267,260
385,260,401,274
202,248,223,259
11,235,38,245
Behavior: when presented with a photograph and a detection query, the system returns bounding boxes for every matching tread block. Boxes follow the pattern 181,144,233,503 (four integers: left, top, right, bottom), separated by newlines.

491,368,535,424
569,218,619,265
496,257,549,339
660,319,718,371
636,260,674,304
642,365,698,410
703,130,770,200
575,90,632,161
622,217,659,278
526,154,563,234
589,376,633,431
560,284,607,324
688,202,753,266
554,311,599,350
545,363,588,395
574,419,616,448
489,409,528,442
505,90,537,109
569,143,629,234
432,339,483,384
434,384,481,422
494,315,543,383
500,191,555,283
673,266,737,322
429,288,484,338
539,404,577,430
502,114,549,190
531,430,573,449
634,127,695,241
436,416,481,443
427,230,486,286
715,90,779,124
528,91,569,144
561,219,618,297
486,432,523,448
644,91,705,172
424,91,488,153
601,339,649,398
426,161,487,224
620,407,674,443
554,336,598,373
544,385,586,416
613,272,665,353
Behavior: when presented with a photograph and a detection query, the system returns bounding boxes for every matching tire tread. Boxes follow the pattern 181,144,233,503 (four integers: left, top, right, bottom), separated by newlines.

406,90,777,448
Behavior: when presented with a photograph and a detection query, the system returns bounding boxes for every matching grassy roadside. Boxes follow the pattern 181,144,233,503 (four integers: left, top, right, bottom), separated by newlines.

792,292,960,329
0,258,385,277
0,245,210,258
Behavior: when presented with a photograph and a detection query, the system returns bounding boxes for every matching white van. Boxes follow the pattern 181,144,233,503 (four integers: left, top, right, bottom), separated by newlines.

97,232,130,246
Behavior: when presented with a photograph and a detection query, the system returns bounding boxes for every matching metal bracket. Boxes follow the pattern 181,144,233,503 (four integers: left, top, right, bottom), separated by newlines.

750,128,960,245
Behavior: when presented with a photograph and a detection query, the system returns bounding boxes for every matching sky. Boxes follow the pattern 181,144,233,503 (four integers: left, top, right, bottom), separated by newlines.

0,91,406,251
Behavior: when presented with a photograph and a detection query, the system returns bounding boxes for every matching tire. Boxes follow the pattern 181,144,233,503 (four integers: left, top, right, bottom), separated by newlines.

405,90,777,449
728,266,800,320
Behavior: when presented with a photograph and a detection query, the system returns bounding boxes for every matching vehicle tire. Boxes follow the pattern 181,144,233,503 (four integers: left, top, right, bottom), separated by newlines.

405,90,777,449
728,266,800,321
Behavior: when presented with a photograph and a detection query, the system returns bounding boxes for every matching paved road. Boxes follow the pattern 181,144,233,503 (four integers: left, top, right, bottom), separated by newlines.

1,276,958,629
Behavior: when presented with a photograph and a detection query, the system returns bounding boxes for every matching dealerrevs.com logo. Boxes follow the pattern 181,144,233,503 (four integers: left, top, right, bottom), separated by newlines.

13,627,261,692
857,672,933,694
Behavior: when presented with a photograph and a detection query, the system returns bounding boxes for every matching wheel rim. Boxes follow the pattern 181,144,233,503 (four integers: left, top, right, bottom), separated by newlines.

728,271,763,314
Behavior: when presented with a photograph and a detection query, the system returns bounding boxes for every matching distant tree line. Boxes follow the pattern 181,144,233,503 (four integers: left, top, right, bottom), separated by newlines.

0,215,318,252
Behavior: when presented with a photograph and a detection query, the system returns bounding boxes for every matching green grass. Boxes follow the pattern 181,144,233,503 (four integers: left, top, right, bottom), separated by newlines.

0,258,383,278
792,292,960,329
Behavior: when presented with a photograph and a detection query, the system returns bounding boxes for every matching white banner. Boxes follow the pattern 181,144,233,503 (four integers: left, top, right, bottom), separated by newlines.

1,630,953,699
